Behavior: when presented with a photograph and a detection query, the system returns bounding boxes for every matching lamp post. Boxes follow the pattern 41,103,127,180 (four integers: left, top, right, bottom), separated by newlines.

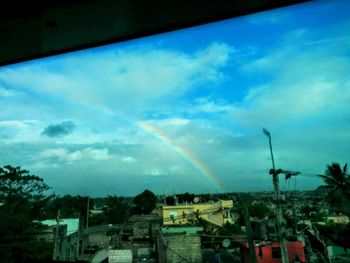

262,128,289,263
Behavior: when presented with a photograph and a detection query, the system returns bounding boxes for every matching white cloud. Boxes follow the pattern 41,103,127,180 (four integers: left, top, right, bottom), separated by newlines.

148,168,165,177
231,32,350,128
0,119,45,144
40,148,72,159
0,120,31,128
83,148,110,160
191,97,233,114
148,118,190,127
0,42,233,115
39,147,111,163
121,156,137,163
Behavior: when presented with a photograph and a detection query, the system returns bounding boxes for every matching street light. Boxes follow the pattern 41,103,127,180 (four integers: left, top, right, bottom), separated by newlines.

262,128,289,263
262,128,276,174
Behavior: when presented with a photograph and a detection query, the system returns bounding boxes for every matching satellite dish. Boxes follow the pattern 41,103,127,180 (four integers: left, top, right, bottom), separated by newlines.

222,239,231,248
193,197,200,203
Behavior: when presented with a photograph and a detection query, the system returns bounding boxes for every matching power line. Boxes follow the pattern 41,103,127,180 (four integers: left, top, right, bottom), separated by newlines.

298,172,324,178
166,245,192,263
158,229,192,263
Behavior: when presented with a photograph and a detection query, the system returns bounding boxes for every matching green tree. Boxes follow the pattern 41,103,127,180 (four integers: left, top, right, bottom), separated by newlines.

0,165,51,262
132,189,157,214
45,195,92,219
0,165,49,213
176,192,195,203
249,204,271,219
165,196,176,205
217,222,242,236
319,163,350,214
103,195,130,224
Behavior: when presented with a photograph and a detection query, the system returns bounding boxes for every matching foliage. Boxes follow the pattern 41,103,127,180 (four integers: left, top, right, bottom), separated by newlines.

165,196,176,205
103,195,130,224
45,195,91,216
0,239,54,263
300,205,326,222
217,222,243,236
0,165,49,213
0,165,52,262
249,203,271,219
316,223,350,249
176,192,195,203
198,193,211,203
132,189,157,214
320,163,350,214
89,212,106,226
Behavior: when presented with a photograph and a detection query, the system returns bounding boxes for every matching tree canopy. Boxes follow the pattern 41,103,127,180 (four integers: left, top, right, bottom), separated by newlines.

176,192,196,204
0,165,52,262
103,195,130,224
42,195,92,227
132,189,157,214
0,165,49,211
320,162,350,214
165,196,176,205
249,203,271,219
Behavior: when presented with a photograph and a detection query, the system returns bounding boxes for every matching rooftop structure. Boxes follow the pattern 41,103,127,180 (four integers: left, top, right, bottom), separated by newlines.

158,199,234,228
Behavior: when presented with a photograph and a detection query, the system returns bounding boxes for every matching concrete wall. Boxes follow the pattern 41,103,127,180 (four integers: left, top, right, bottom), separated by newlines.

54,225,79,262
165,235,202,263
80,230,111,251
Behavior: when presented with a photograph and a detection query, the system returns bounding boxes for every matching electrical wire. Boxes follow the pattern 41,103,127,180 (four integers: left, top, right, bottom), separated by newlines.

158,229,192,263
166,245,192,263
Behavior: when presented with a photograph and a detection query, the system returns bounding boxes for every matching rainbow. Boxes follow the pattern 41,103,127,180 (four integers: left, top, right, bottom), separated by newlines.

137,120,224,192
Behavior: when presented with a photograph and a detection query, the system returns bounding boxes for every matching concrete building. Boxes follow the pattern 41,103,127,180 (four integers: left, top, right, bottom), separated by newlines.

40,218,80,262
128,214,162,240
127,215,162,262
158,200,234,228
241,241,306,263
79,224,115,251
157,226,203,263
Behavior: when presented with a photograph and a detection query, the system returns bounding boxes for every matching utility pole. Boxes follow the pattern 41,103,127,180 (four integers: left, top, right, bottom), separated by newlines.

86,196,89,229
243,205,258,263
292,197,297,239
53,209,61,260
262,128,289,263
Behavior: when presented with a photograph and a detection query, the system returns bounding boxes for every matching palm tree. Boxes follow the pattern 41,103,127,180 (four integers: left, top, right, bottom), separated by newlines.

319,163,350,214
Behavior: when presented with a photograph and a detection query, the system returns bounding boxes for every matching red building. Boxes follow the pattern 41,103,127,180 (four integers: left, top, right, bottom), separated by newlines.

241,241,306,263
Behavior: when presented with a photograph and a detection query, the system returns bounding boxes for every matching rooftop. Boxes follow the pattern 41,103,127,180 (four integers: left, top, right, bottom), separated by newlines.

40,218,79,235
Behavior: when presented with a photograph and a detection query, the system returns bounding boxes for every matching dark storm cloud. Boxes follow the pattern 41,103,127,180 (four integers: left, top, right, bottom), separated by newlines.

42,121,75,137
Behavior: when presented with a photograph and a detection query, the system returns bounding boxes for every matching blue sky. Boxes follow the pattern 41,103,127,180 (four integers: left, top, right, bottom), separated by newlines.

0,0,350,196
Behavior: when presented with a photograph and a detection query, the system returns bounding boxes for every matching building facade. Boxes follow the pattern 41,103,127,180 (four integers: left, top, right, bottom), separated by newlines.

241,241,306,263
158,200,234,228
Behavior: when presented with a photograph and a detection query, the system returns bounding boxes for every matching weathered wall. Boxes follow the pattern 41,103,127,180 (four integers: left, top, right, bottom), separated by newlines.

166,234,202,263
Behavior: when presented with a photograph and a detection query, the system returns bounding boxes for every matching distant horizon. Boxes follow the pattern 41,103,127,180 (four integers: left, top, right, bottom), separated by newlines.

1,0,349,196
49,186,322,199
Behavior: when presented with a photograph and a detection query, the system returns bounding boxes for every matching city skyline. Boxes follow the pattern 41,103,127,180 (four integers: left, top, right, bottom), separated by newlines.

0,0,349,196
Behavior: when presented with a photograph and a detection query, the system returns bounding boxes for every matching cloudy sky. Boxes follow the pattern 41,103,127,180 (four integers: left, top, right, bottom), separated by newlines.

0,0,349,196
